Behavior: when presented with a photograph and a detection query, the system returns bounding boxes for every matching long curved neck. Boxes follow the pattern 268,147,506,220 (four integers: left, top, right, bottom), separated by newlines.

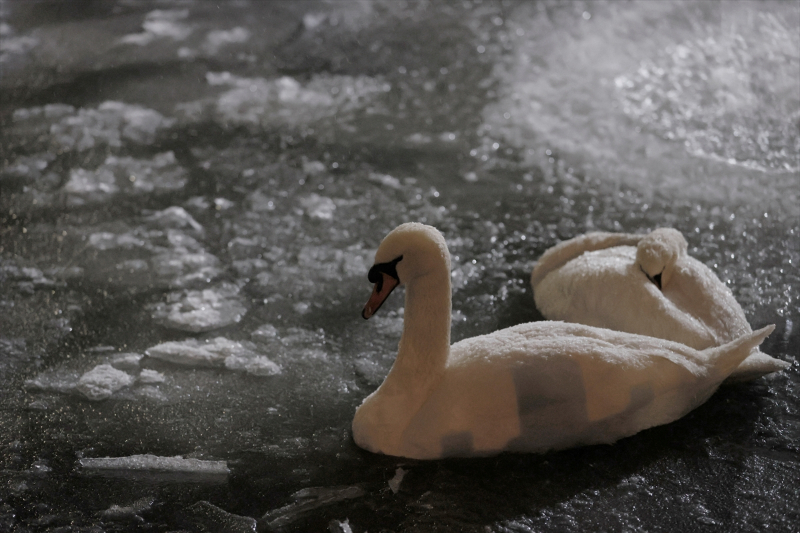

384,264,451,396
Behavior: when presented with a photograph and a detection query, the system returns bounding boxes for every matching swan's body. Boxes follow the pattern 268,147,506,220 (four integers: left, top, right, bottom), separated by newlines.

531,229,789,382
353,223,774,459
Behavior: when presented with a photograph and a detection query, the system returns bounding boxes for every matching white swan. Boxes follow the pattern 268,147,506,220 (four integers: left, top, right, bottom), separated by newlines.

531,228,789,382
353,223,774,459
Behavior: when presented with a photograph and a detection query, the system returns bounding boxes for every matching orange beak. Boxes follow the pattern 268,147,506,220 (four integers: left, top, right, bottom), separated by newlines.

362,272,399,319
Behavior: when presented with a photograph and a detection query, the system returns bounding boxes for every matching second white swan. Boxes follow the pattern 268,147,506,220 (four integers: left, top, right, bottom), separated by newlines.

530,228,789,382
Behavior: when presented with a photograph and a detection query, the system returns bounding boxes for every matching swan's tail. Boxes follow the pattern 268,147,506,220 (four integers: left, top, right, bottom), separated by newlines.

703,325,776,380
726,347,792,383
531,232,644,289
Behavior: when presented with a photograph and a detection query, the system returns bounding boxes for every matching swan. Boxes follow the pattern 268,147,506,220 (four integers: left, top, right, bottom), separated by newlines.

530,228,790,382
353,223,774,459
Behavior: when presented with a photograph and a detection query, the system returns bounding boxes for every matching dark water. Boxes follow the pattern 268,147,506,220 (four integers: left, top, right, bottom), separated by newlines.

1,1,798,531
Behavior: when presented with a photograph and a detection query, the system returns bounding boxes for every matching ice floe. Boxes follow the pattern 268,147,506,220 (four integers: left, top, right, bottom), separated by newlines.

64,152,187,206
23,348,171,402
145,337,281,376
100,497,155,523
80,454,229,474
138,369,166,384
79,207,221,290
0,25,38,63
75,364,135,401
185,501,257,533
119,9,193,46
0,264,60,293
250,325,331,366
12,101,175,152
388,467,407,494
202,27,250,54
300,193,337,220
262,486,365,529
148,282,247,332
179,72,387,130
144,206,204,235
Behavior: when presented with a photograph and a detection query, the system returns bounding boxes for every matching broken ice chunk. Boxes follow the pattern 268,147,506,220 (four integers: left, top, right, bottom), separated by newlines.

138,369,165,384
150,248,222,288
109,352,144,371
100,497,154,523
300,193,336,220
251,323,279,341
80,454,229,474
145,337,233,367
202,27,251,55
46,101,175,151
24,369,79,395
224,353,281,376
329,519,354,533
76,364,135,401
145,337,280,376
185,500,257,533
149,282,246,332
119,9,192,46
368,172,402,190
145,205,204,234
263,486,365,529
64,167,118,198
64,152,187,206
204,73,386,130
388,467,407,494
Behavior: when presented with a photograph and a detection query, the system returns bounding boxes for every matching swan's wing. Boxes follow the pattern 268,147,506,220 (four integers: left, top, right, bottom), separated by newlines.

664,257,752,344
531,232,644,289
402,324,707,457
532,247,787,381
665,258,789,381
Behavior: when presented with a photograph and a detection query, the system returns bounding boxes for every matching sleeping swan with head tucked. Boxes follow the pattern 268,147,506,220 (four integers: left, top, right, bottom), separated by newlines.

530,228,789,383
352,223,774,459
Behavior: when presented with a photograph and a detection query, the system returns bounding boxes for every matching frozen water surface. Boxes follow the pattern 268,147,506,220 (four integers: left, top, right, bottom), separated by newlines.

1,1,798,531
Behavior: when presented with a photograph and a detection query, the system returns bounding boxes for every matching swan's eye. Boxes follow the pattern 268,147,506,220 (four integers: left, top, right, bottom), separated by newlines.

652,273,662,290
640,266,663,290
367,255,403,287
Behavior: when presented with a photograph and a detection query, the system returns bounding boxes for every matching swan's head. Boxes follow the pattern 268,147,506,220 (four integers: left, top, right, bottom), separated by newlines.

362,223,450,319
635,228,687,289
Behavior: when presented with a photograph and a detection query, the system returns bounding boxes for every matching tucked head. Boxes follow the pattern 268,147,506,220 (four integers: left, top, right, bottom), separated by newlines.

636,228,687,289
363,223,450,319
